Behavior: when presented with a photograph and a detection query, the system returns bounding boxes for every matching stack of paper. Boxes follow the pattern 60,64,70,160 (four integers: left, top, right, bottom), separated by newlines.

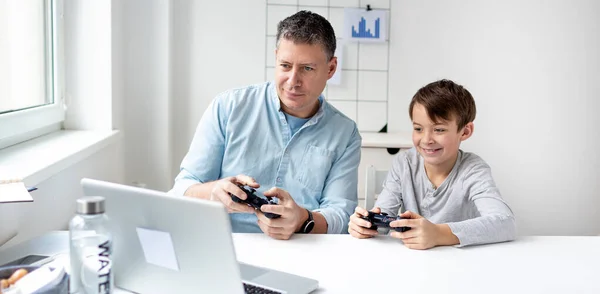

0,181,34,203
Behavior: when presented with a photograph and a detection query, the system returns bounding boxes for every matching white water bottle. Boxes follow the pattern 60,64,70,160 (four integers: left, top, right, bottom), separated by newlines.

69,196,113,294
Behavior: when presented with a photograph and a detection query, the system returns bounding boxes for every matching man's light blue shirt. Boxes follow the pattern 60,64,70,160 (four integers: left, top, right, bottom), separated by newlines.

172,81,361,234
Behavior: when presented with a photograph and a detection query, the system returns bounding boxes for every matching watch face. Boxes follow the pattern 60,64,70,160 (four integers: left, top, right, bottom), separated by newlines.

304,220,315,233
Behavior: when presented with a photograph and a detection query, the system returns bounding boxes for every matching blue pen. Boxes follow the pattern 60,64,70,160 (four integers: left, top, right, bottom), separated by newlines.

27,187,38,192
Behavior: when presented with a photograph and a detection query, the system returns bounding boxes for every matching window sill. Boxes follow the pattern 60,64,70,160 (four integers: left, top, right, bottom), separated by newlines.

0,130,121,186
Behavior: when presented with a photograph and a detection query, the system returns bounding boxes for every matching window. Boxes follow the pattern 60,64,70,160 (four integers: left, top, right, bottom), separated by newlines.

0,0,64,149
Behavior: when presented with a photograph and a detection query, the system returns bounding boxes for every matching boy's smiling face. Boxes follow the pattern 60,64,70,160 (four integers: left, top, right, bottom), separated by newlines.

411,103,473,169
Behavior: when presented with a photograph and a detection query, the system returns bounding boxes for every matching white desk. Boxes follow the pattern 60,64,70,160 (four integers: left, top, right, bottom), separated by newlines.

233,234,600,294
1,232,599,294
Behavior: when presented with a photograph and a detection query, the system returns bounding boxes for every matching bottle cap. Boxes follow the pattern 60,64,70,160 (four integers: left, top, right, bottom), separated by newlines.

76,196,105,215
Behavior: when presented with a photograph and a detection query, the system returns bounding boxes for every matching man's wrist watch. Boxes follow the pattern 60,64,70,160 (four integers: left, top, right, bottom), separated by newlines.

298,209,314,234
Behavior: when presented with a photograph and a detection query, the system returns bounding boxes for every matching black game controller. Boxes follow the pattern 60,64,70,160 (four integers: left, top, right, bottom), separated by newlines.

360,211,411,232
230,185,281,219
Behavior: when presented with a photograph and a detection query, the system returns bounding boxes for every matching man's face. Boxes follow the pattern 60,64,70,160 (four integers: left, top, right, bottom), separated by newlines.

274,38,337,118
411,103,473,168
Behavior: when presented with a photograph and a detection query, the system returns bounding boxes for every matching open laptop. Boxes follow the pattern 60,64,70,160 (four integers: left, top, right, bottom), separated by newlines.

81,178,319,294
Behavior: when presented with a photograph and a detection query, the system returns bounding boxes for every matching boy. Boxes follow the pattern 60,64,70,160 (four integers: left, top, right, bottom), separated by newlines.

348,79,516,249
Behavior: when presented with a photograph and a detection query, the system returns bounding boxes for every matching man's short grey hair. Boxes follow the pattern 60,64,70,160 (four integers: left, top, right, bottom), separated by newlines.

276,10,336,61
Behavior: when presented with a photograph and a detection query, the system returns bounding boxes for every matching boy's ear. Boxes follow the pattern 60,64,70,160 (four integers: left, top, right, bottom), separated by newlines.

460,122,474,141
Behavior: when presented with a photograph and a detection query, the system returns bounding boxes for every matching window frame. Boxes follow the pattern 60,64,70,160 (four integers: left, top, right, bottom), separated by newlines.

0,0,65,150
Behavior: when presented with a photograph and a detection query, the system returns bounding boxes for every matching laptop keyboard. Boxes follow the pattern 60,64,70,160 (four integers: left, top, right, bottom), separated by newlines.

243,283,282,294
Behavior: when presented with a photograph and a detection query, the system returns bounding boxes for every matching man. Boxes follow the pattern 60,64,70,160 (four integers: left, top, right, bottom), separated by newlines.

171,11,361,239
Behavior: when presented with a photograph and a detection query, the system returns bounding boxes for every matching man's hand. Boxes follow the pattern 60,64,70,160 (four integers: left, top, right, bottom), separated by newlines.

348,206,380,239
255,187,306,240
209,175,259,213
389,211,459,250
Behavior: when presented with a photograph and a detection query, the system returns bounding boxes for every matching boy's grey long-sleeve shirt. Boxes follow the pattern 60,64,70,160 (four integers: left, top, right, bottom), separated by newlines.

375,148,516,247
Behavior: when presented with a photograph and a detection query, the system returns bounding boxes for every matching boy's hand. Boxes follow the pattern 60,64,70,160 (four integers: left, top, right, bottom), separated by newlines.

389,211,454,250
348,206,381,239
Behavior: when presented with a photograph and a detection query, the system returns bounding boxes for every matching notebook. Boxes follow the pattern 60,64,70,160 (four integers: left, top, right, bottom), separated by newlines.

0,179,34,203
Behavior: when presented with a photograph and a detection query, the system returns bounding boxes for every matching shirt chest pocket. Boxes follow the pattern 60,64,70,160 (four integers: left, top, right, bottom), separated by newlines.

296,145,334,192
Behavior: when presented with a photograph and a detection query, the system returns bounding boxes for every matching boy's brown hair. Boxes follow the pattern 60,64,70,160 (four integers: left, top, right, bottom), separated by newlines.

409,79,476,130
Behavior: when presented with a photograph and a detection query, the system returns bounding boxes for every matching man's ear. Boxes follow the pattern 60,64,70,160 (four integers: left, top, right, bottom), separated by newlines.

327,56,338,79
460,122,474,141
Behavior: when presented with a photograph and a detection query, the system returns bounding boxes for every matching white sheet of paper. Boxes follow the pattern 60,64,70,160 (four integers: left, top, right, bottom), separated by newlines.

0,182,34,203
136,227,180,271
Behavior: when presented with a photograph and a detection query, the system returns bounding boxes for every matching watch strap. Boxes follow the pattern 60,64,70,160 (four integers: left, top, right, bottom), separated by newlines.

299,209,314,234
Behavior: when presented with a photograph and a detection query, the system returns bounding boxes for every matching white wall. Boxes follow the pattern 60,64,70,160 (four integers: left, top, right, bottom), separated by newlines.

387,0,600,235
113,0,265,190
63,0,113,131
118,0,172,191
170,0,266,178
122,0,599,235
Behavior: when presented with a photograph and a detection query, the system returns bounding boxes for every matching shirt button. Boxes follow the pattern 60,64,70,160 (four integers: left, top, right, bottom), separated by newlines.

277,177,282,182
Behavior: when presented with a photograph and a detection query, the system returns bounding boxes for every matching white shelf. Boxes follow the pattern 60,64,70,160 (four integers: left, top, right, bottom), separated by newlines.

361,131,412,148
